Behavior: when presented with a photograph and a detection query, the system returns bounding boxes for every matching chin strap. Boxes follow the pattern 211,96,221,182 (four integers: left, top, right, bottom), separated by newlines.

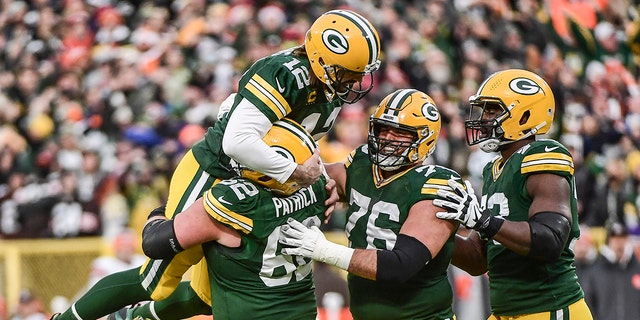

480,121,548,153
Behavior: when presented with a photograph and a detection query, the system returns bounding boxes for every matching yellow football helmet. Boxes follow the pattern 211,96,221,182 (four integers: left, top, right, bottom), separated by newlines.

305,9,381,104
240,118,317,196
368,89,441,171
466,69,555,152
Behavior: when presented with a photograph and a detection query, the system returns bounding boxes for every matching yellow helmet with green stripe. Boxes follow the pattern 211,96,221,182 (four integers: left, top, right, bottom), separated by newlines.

368,89,441,171
305,9,381,104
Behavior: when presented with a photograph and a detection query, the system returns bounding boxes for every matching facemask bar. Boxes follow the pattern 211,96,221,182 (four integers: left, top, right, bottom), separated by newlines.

367,121,420,170
321,60,380,104
465,97,509,147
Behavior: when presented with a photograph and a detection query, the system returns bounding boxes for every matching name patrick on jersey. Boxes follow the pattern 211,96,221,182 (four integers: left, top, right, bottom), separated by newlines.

272,185,318,217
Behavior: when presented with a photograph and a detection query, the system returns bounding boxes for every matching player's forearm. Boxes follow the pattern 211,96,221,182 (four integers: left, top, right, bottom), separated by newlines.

223,99,296,183
345,249,377,280
451,233,487,276
491,220,532,256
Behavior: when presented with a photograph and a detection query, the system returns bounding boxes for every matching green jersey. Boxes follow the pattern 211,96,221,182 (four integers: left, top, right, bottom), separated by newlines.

191,48,343,178
201,176,328,320
343,146,457,320
480,139,583,315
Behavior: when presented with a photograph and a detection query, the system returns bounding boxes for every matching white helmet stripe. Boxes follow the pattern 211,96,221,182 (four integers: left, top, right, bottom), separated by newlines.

386,89,416,115
333,10,379,66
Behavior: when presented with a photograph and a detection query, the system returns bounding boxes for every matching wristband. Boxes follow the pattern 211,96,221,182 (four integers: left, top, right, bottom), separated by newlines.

313,239,354,270
476,210,504,239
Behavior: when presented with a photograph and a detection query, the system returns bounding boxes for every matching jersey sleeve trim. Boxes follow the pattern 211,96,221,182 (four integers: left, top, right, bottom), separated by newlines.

422,178,451,196
203,190,253,234
246,74,291,119
345,149,357,168
521,152,574,175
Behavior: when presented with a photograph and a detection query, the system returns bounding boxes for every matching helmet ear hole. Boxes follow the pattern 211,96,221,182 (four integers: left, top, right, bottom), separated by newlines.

519,111,530,125
258,176,272,182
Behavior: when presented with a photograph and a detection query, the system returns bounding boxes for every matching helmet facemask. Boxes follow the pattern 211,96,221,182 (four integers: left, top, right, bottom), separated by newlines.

465,97,510,153
367,121,428,171
320,59,378,104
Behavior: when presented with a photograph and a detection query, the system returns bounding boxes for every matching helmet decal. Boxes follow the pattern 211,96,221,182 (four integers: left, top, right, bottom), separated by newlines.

332,10,379,65
422,103,439,122
322,29,349,54
509,78,541,95
273,147,295,161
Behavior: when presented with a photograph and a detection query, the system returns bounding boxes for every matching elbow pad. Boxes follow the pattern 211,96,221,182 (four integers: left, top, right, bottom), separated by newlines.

142,219,184,259
528,211,571,262
376,234,432,283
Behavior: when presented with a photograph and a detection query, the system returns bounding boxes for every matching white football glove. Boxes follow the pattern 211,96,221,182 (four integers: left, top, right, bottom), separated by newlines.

279,218,353,270
433,179,493,231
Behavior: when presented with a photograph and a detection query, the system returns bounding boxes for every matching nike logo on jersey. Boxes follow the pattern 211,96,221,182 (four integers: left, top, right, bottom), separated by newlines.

545,146,559,152
275,77,285,93
217,196,232,205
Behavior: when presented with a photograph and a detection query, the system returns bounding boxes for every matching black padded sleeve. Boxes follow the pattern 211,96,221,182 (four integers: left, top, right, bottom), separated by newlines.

375,234,432,283
142,219,184,259
528,211,571,262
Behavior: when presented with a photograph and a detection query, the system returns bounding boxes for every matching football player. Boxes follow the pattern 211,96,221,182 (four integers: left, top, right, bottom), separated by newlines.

278,89,461,319
433,69,593,319
52,9,380,320
134,118,329,319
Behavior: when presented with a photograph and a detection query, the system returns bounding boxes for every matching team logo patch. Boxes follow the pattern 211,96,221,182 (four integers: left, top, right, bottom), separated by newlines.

509,77,540,95
422,103,439,121
322,29,349,55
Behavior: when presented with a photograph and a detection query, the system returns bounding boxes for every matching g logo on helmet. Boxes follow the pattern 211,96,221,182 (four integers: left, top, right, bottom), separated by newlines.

273,147,295,161
509,77,540,95
322,29,349,55
422,103,439,121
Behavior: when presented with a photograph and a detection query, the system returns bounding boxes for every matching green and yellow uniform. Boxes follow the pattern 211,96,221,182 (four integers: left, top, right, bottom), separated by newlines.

480,139,585,317
192,47,343,178
140,47,343,302
201,177,328,320
343,146,457,320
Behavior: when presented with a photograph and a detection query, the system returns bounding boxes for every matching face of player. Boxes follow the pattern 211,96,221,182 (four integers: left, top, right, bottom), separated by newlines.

325,66,372,104
377,126,414,156
475,102,503,139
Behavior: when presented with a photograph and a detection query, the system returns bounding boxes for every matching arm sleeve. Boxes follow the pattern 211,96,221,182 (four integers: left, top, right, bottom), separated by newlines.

222,98,298,183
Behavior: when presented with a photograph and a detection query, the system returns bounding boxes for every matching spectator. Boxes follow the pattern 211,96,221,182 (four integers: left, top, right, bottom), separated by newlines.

10,290,48,320
574,225,598,287
582,222,640,320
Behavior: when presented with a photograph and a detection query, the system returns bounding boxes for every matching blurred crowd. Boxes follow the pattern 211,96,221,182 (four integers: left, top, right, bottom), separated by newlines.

0,0,639,248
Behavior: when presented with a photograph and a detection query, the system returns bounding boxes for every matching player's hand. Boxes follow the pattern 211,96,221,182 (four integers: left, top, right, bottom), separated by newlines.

279,218,354,270
433,179,490,230
290,149,322,188
323,178,338,223
279,218,325,259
